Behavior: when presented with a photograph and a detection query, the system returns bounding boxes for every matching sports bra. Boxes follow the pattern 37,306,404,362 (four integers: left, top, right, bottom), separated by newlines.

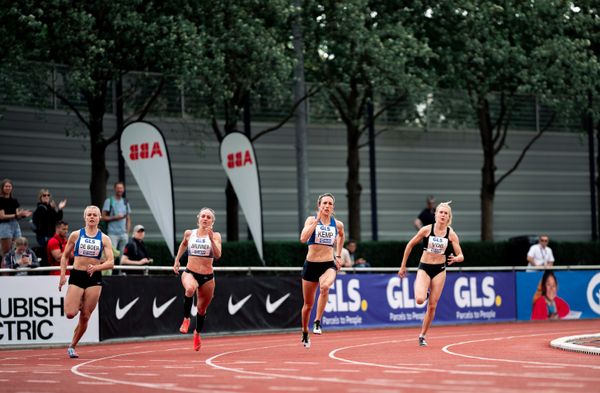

187,229,214,257
307,216,337,247
422,224,451,256
74,228,103,259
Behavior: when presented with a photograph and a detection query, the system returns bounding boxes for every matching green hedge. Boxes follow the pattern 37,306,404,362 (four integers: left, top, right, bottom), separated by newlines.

144,240,600,268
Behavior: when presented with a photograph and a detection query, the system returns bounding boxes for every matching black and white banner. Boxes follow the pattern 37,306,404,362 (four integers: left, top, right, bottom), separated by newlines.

99,275,302,340
0,276,99,345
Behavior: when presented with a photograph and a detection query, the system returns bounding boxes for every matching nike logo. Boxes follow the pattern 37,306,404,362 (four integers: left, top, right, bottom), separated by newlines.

152,296,177,319
265,293,290,314
228,294,252,315
115,297,140,320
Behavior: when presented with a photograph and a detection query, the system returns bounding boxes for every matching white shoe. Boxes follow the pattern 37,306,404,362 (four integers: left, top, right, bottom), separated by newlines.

312,320,322,335
302,332,311,349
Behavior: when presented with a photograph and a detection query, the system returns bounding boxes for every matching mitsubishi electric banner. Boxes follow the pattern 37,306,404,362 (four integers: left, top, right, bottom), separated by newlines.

312,272,516,330
220,132,264,262
0,276,99,345
120,121,176,256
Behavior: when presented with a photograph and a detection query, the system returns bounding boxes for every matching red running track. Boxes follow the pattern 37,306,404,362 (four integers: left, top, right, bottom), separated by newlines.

1,319,599,393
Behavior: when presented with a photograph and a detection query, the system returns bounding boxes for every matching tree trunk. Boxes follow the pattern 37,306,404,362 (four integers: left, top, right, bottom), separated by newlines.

346,123,362,241
477,98,496,241
88,87,109,208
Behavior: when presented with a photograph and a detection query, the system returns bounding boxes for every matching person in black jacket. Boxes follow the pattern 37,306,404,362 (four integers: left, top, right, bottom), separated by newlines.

32,188,67,254
120,225,152,275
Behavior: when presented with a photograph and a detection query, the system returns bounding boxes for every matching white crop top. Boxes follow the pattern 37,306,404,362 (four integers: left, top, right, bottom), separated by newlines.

187,230,213,257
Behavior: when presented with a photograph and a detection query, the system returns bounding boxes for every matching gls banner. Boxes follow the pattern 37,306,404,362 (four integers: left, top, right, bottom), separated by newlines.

516,270,600,320
314,272,516,330
99,275,302,340
121,121,176,256
220,132,264,262
0,276,99,345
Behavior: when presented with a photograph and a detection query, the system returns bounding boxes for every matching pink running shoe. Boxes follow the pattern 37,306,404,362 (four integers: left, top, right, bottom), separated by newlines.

193,331,201,352
179,318,190,334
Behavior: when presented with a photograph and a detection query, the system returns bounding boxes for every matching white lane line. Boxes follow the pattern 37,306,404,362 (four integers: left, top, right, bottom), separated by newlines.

322,369,360,373
442,380,494,385
32,371,60,374
234,375,275,380
0,379,8,382
176,374,216,378
78,381,116,385
0,371,17,374
384,370,422,374
163,365,195,369
455,364,498,368
441,331,600,370
25,380,59,383
284,361,319,365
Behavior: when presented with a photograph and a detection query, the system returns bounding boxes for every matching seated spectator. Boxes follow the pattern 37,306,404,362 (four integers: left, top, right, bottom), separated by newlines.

46,220,70,276
2,236,39,275
531,270,570,320
343,239,371,268
120,224,152,275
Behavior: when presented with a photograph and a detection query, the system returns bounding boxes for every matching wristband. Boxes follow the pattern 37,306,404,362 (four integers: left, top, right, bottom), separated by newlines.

335,255,341,258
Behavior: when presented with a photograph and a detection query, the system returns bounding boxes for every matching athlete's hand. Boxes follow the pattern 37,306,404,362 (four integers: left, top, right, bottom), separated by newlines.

173,261,180,275
447,253,456,265
87,264,96,276
206,227,214,241
398,266,407,278
58,275,66,291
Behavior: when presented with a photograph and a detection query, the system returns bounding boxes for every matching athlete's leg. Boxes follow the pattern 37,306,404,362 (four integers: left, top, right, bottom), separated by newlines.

315,268,336,322
70,286,101,348
414,269,431,305
419,271,446,337
301,280,319,332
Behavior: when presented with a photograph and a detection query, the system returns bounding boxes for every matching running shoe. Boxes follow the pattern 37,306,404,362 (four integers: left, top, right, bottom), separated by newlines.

418,336,428,347
312,320,322,335
302,332,311,349
67,347,79,358
193,331,201,351
179,317,191,334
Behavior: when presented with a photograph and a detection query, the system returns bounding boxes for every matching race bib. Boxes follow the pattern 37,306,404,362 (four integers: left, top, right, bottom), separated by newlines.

78,237,102,257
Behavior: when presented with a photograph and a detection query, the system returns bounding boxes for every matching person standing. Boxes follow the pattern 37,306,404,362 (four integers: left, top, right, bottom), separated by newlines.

32,188,67,254
101,181,131,258
59,206,114,358
527,235,554,271
173,208,222,352
120,224,152,275
0,179,32,258
46,220,70,276
399,201,464,347
414,195,436,230
299,193,345,348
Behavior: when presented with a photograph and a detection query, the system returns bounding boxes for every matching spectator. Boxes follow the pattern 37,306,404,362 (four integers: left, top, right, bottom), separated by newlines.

101,181,131,259
527,234,554,271
0,179,32,258
342,239,370,268
120,224,153,275
414,195,436,230
531,270,570,320
2,236,39,275
46,220,70,276
32,188,67,255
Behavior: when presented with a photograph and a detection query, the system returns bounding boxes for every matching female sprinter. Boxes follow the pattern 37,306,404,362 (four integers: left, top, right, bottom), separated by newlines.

173,207,222,351
58,206,114,358
398,201,464,346
299,193,345,348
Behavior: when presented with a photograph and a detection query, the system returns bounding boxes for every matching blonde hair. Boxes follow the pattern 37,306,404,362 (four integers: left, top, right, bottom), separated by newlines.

197,207,216,224
83,205,101,218
435,201,453,226
37,188,50,202
14,237,28,248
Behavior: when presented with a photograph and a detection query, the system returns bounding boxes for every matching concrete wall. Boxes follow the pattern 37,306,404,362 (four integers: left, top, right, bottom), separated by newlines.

0,107,592,251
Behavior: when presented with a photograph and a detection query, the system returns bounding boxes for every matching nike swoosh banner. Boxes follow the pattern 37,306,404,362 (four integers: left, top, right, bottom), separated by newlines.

220,132,264,262
98,275,302,340
120,121,176,256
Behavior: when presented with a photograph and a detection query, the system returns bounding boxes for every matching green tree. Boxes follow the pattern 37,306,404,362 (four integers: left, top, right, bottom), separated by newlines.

5,1,202,207
415,0,598,240
188,1,299,241
302,0,431,240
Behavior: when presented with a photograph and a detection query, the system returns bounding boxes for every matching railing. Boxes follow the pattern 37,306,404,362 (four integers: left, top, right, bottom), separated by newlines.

2,264,599,276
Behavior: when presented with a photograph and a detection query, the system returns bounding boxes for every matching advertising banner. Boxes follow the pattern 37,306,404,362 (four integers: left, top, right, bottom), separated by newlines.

220,132,264,261
315,272,516,330
99,275,303,340
120,121,176,256
0,276,99,345
516,270,600,320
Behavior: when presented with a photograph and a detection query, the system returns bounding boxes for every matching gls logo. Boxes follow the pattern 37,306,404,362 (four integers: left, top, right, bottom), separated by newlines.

386,277,427,309
325,279,362,312
227,150,253,168
129,142,164,160
454,276,496,308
